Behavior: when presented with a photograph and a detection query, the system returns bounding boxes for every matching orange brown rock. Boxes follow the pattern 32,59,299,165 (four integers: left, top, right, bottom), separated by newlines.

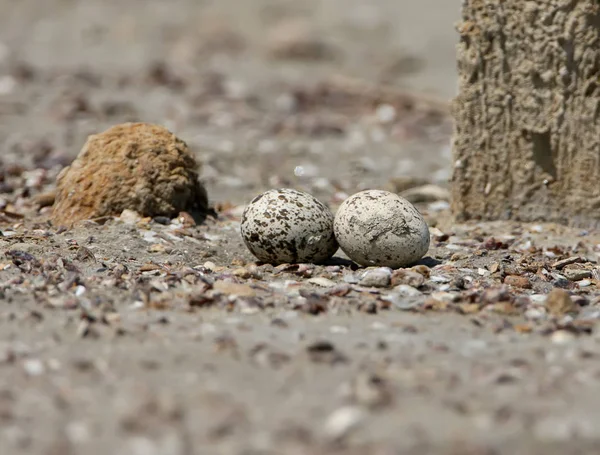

52,123,208,227
545,288,578,316
503,275,531,289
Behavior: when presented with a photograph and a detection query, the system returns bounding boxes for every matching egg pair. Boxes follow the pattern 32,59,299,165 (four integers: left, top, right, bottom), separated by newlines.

240,188,430,268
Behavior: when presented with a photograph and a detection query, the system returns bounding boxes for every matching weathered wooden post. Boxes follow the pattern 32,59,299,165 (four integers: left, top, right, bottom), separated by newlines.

451,0,600,227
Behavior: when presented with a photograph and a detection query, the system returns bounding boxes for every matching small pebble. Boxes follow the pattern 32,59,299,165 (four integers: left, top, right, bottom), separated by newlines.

427,201,451,211
153,216,171,225
343,274,359,284
120,209,142,225
551,256,582,269
430,275,451,283
545,289,578,316
578,308,600,320
148,243,167,253
563,268,592,281
308,277,336,287
323,406,365,441
65,421,91,444
525,307,547,321
578,279,592,288
388,296,422,311
267,18,333,60
401,184,450,203
530,294,547,304
392,284,422,297
213,281,255,297
431,291,458,303
391,270,424,288
23,359,45,376
551,330,576,345
370,321,387,330
203,261,217,271
550,272,570,288
375,104,397,124
504,275,531,289
359,268,392,288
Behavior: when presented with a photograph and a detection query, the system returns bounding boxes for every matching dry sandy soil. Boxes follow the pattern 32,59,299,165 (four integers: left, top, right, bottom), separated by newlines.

2,1,600,454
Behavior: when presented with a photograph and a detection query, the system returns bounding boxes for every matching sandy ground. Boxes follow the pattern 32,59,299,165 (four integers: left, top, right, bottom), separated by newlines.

2,1,600,454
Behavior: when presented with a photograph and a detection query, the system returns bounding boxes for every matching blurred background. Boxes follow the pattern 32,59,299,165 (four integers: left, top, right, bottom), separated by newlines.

0,0,461,207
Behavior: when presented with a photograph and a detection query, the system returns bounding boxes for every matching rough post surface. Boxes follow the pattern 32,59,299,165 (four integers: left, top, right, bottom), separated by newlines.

452,0,600,227
52,123,209,227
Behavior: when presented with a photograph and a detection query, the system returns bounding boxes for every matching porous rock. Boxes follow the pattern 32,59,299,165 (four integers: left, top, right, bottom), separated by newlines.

52,123,208,227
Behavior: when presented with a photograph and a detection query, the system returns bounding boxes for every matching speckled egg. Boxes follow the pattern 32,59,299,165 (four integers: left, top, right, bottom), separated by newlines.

334,190,430,268
241,188,338,264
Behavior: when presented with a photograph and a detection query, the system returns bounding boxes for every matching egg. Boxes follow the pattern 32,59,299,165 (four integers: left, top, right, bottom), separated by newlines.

241,188,338,264
334,190,430,268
